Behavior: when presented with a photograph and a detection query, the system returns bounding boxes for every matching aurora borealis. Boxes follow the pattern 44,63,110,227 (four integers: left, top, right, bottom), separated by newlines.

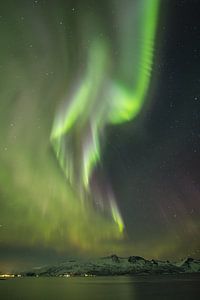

50,0,159,234
0,0,200,271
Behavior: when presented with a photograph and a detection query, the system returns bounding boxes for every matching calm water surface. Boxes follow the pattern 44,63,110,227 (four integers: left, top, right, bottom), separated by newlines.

0,274,199,300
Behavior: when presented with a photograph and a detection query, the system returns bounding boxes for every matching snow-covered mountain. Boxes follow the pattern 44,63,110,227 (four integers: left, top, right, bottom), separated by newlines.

23,255,200,277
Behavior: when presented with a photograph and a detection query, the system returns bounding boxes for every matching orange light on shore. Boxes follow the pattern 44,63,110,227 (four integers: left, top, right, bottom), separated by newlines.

0,274,15,278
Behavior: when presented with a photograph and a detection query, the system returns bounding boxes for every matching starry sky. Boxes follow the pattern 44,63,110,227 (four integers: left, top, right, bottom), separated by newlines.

0,0,199,272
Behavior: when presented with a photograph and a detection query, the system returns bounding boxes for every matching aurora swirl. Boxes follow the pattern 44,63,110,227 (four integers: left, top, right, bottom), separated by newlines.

1,0,200,273
0,0,162,258
51,0,160,234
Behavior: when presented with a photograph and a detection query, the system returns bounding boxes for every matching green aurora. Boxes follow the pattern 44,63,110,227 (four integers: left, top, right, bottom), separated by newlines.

0,0,164,258
50,0,160,235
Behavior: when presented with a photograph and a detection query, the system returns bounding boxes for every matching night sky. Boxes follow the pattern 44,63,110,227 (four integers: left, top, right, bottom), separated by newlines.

0,0,199,272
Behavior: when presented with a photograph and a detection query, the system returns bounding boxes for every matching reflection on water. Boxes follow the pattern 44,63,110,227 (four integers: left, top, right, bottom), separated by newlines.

0,275,199,300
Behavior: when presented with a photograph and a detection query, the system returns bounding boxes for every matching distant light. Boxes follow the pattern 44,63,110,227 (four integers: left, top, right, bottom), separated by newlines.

0,274,15,278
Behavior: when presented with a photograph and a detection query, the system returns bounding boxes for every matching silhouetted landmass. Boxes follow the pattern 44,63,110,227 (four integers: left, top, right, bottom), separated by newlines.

20,255,200,277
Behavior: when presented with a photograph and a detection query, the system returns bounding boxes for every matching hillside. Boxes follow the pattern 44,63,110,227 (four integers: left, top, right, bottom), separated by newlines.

23,255,200,277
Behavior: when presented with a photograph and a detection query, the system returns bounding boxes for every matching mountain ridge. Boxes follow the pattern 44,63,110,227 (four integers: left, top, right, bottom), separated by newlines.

21,255,200,277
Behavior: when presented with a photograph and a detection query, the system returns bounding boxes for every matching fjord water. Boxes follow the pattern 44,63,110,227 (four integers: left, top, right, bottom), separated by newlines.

0,275,199,300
